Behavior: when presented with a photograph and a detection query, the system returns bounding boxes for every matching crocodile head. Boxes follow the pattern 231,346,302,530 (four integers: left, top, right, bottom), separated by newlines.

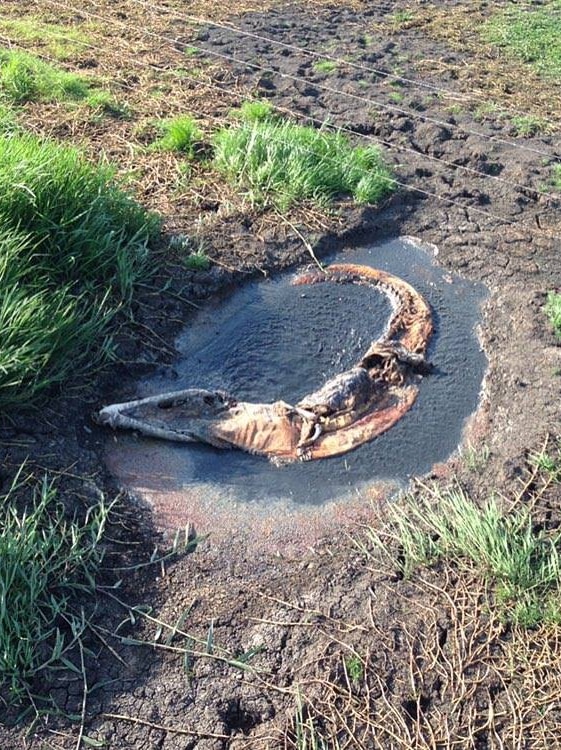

95,388,237,447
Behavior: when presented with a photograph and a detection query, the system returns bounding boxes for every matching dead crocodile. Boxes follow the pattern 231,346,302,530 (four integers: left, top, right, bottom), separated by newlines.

96,263,432,462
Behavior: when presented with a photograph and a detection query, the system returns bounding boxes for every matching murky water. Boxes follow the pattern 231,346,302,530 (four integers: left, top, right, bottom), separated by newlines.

104,237,487,517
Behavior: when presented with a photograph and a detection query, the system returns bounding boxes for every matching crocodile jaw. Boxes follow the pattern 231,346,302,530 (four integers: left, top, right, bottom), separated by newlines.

95,388,234,446
96,389,305,456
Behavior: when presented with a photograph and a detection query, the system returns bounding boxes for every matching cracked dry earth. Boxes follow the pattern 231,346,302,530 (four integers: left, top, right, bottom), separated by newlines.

1,1,561,748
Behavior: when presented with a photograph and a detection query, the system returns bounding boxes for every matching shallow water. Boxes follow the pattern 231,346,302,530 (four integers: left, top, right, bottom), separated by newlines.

104,237,487,512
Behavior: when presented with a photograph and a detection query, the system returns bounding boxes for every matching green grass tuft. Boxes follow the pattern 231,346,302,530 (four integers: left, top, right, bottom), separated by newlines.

388,9,416,28
293,695,336,750
529,441,561,481
344,655,364,683
152,114,202,155
511,114,548,137
183,250,211,271
313,59,337,74
169,234,211,271
551,164,561,190
358,484,561,626
545,290,561,340
0,102,18,133
0,49,91,104
0,469,108,703
0,49,121,117
483,2,561,78
546,164,561,190
212,118,394,210
0,133,159,408
0,133,158,289
230,99,276,123
86,89,130,119
461,442,490,472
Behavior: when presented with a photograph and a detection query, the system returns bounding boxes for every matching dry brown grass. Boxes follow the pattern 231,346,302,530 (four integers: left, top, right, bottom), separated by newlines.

98,519,561,750
249,572,561,749
237,457,561,748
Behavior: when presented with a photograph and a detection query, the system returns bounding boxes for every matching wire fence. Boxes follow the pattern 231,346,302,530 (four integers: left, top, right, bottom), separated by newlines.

1,0,560,244
126,0,561,136
121,0,561,157
41,1,561,197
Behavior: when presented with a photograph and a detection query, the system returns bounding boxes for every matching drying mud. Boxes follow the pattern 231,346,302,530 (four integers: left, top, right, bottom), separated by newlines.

1,1,561,748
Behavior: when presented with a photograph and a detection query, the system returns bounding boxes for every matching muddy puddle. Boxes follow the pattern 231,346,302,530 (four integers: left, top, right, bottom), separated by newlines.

103,237,487,539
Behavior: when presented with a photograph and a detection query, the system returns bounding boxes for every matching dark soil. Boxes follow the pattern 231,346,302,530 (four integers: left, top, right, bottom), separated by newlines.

1,1,561,748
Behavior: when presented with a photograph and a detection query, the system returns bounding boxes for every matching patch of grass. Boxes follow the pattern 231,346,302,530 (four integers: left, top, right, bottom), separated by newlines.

511,113,548,137
0,19,87,62
0,469,108,704
483,2,561,78
473,101,549,136
0,17,93,60
169,234,211,271
388,9,416,29
312,59,337,74
545,291,561,340
0,132,159,408
168,65,207,83
529,442,561,482
344,655,364,683
0,102,18,132
212,117,394,210
86,89,130,119
230,99,275,123
461,442,491,472
183,250,211,271
550,163,561,190
0,50,121,117
293,696,336,750
0,49,91,104
0,133,158,290
152,114,202,155
473,100,502,122
0,234,113,404
358,484,561,626
446,103,463,116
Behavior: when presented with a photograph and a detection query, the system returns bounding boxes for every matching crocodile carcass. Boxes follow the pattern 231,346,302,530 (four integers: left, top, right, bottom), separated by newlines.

96,264,432,462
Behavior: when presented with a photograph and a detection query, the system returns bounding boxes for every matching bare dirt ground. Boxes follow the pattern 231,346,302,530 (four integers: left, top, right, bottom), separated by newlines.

1,1,561,747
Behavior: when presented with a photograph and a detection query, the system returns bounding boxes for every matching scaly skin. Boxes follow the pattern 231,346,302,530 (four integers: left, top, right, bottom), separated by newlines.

96,264,433,462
